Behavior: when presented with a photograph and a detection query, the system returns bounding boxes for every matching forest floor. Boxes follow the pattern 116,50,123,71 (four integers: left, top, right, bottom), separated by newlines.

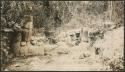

5,26,124,71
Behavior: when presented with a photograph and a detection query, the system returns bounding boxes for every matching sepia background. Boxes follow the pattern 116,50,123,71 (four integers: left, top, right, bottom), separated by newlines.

1,1,124,71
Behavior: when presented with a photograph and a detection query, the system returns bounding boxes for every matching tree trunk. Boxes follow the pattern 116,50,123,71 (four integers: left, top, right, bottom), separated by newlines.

10,32,22,56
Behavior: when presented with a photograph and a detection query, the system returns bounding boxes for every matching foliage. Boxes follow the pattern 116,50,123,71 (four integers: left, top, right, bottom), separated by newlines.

0,1,124,70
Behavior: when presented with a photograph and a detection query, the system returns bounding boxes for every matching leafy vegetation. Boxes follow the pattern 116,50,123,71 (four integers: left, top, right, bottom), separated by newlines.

1,1,124,71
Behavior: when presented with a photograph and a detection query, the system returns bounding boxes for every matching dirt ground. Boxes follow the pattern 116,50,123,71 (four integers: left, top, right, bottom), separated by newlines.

5,26,124,71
